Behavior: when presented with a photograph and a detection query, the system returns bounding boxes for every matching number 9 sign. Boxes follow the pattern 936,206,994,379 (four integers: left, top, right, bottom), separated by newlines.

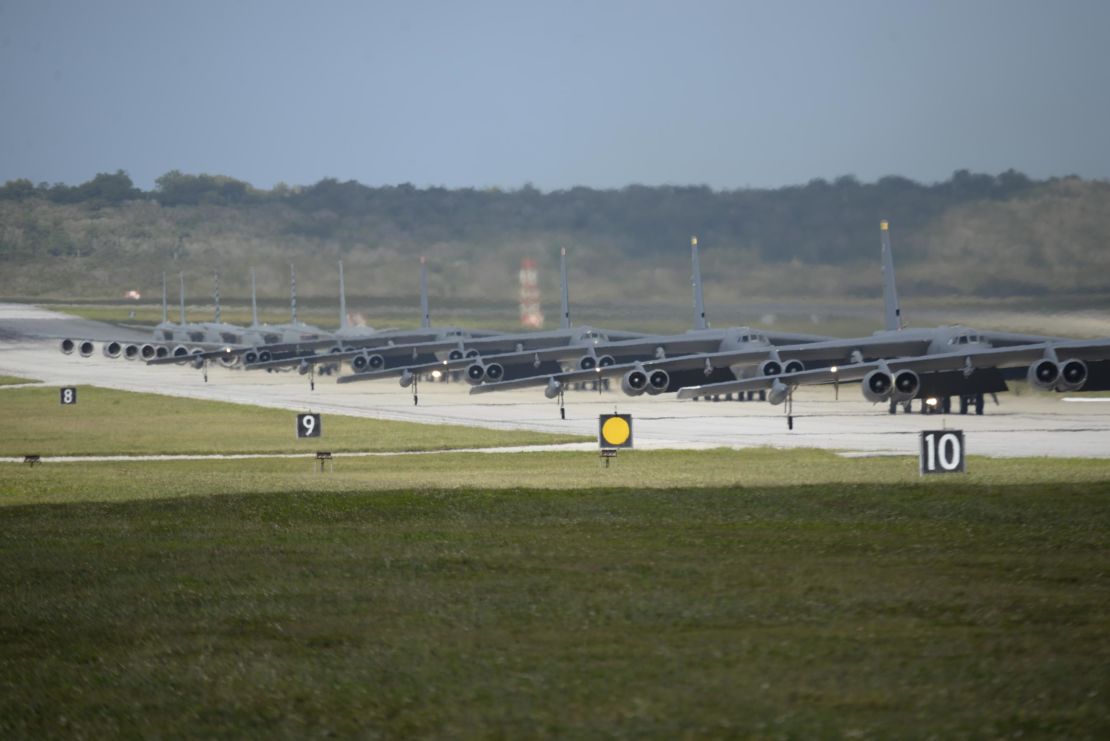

297,413,321,438
920,430,965,475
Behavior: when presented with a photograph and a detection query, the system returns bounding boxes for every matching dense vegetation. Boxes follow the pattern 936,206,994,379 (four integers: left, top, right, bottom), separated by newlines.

2,169,1109,306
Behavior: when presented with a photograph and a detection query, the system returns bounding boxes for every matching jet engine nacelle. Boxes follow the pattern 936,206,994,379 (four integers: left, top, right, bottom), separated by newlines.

244,350,259,365
758,359,783,377
351,353,385,372
621,368,649,396
60,339,76,355
79,341,95,358
544,378,563,399
140,344,157,361
448,349,464,361
645,369,670,395
598,355,615,367
123,344,140,361
782,359,804,375
172,344,191,359
484,363,505,382
399,369,415,388
578,355,597,370
1056,359,1088,391
1027,359,1060,391
155,345,169,359
890,369,920,403
102,341,122,359
217,351,239,368
861,368,894,402
257,350,272,363
768,379,791,406
465,363,486,385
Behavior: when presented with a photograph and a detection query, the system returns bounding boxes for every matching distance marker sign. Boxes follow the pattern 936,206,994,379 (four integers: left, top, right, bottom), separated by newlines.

297,413,322,438
920,430,965,474
599,414,633,449
60,387,77,405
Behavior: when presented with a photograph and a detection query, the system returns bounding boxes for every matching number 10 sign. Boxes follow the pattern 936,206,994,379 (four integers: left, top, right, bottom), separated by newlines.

920,430,965,475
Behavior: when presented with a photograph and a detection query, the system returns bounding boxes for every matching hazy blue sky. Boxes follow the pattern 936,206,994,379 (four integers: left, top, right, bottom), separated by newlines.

2,0,1108,190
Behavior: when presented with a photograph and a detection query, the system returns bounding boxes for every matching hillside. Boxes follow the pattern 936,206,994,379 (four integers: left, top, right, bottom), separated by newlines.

1,171,1108,311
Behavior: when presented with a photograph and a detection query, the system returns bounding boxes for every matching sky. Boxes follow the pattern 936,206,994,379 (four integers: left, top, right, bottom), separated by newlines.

2,0,1109,191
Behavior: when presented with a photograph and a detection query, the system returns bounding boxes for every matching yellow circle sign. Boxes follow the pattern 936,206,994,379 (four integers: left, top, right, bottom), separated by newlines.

600,415,632,447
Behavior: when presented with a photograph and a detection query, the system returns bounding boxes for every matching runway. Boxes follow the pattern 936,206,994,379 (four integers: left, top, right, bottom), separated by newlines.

3,302,1109,458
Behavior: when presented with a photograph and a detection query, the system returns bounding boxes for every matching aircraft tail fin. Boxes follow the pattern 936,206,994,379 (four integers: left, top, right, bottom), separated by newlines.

559,247,571,329
338,261,348,329
178,273,186,326
161,272,168,324
213,271,221,324
691,236,709,330
290,264,298,323
419,257,431,329
880,220,903,331
250,268,259,328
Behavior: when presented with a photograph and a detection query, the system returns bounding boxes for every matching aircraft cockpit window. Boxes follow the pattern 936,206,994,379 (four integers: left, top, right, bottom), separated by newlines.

740,335,749,343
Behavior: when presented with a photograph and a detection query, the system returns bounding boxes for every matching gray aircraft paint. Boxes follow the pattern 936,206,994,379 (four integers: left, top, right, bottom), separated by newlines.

691,236,708,331
881,221,902,332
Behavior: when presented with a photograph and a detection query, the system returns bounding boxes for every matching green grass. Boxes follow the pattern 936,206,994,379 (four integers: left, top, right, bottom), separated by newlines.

4,448,1110,507
0,375,37,386
0,386,587,457
1,478,1107,737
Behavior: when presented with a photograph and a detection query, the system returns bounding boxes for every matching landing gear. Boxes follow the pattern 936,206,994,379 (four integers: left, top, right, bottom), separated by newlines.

558,388,566,419
957,394,984,415
412,374,419,406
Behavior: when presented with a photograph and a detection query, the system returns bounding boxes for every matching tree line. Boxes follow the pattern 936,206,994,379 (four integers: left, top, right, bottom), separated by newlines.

0,168,1057,266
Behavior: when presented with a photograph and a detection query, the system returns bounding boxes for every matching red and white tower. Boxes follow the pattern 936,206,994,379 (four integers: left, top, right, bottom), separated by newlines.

519,258,544,329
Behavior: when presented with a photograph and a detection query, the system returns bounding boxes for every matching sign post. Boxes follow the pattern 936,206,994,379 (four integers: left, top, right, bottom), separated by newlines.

598,413,633,466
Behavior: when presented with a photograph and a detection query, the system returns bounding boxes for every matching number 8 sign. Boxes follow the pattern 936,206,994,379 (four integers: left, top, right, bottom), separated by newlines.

60,387,77,405
920,430,965,475
297,413,321,438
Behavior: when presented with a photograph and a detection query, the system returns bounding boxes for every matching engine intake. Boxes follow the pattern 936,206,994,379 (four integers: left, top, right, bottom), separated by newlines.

782,359,804,375
484,363,505,382
861,368,894,402
465,363,486,385
578,355,597,370
645,369,670,395
79,341,95,358
1057,359,1087,391
1027,359,1060,391
890,369,920,403
621,368,649,396
102,341,122,359
60,339,76,355
123,344,140,360
351,352,385,372
758,359,783,377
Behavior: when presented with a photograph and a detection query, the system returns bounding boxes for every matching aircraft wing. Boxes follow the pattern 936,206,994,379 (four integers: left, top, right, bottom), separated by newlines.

675,340,1110,399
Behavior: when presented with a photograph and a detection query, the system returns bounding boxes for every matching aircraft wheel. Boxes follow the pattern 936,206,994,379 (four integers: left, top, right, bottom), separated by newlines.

942,396,952,414
975,394,984,415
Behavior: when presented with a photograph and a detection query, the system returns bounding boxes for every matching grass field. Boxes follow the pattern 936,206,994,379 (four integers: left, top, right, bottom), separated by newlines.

1,389,1108,737
0,386,587,457
0,375,37,386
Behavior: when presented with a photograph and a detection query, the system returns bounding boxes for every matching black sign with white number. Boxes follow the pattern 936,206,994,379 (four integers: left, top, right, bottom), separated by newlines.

297,413,322,438
920,430,965,475
60,387,77,405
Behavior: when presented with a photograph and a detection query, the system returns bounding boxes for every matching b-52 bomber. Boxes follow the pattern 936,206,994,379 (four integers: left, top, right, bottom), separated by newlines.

279,248,651,400
339,239,835,413
463,222,1083,416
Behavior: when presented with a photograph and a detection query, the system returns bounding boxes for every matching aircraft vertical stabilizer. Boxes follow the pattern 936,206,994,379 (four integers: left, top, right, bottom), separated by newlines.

880,221,903,331
289,264,298,323
178,273,186,326
213,271,221,324
161,272,168,324
250,268,259,328
338,261,348,330
560,247,571,329
691,236,709,330
419,257,431,329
